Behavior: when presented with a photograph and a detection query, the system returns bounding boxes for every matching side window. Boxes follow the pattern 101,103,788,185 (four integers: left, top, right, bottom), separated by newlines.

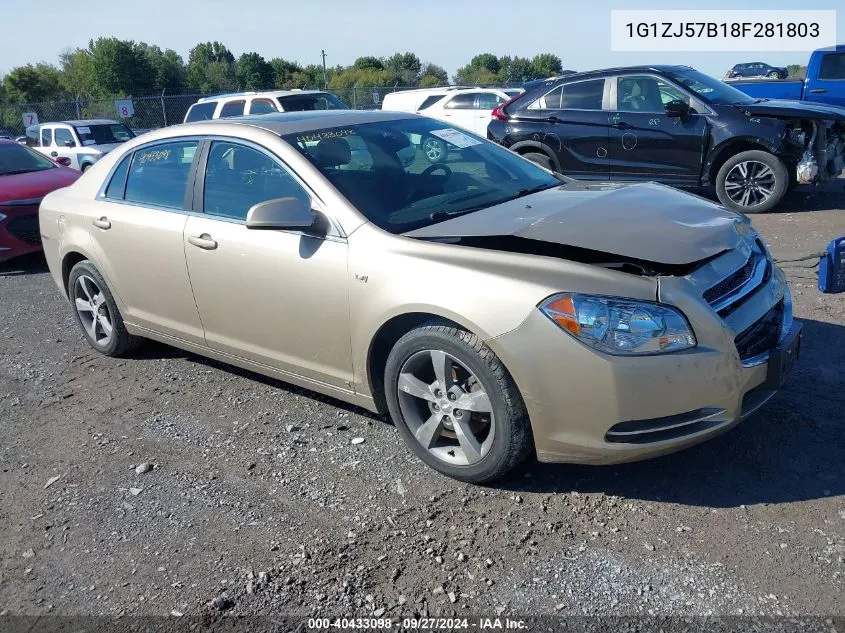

203,141,310,221
185,102,217,122
124,141,198,209
476,93,504,110
418,95,446,110
617,76,664,112
443,94,476,109
249,99,278,115
104,154,132,199
25,127,39,147
560,79,605,110
41,128,53,147
819,53,845,80
219,100,246,118
54,128,75,147
528,86,562,110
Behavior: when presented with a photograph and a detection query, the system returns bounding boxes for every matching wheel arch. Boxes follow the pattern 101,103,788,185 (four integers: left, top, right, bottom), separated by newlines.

706,137,781,185
509,141,561,172
61,249,93,297
365,311,489,414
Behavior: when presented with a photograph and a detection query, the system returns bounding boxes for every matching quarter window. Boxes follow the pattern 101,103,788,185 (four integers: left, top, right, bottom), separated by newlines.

104,154,132,200
219,100,246,118
185,102,217,122
559,79,605,110
41,128,53,147
249,99,277,115
124,141,198,209
819,53,845,80
443,94,476,109
203,141,309,221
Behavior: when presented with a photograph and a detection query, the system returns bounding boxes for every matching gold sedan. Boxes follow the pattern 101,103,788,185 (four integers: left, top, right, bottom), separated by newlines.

39,111,801,482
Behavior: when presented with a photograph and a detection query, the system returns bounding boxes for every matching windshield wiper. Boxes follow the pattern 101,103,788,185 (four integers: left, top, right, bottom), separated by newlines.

515,183,557,198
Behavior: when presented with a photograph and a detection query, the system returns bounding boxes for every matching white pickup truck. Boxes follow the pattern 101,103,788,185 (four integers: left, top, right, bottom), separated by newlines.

25,119,135,171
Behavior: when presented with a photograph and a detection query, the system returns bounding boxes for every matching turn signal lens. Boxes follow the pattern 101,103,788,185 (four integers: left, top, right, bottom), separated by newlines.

539,293,696,355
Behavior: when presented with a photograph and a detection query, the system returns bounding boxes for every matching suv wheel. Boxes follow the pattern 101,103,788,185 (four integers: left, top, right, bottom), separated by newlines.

421,136,447,164
522,151,554,171
384,322,533,483
715,150,788,214
68,260,142,356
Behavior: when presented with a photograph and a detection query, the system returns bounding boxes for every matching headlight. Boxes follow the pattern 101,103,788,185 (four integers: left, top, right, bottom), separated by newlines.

539,293,696,355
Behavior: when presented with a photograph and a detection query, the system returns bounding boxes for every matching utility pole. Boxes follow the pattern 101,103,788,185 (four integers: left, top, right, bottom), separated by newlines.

321,49,328,89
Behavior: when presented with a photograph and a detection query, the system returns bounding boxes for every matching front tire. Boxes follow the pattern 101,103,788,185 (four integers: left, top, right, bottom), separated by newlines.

715,150,788,214
68,260,142,356
384,322,532,483
767,71,780,79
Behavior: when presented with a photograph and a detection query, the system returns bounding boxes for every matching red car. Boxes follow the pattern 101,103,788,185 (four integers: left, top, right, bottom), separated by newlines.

0,139,80,263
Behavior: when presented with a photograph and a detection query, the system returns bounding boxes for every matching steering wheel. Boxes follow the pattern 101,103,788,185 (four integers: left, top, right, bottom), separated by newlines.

405,164,453,204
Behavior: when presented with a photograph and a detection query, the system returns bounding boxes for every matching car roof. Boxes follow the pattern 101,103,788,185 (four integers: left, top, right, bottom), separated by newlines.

173,110,416,135
196,90,330,103
541,65,695,82
40,119,121,126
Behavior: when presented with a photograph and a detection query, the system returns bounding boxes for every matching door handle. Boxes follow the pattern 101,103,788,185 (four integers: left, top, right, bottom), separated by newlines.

92,217,111,230
50,151,58,157
545,116,562,123
188,234,218,250
611,121,632,129
808,88,827,94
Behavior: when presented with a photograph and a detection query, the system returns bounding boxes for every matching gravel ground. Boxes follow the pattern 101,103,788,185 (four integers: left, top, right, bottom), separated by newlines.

0,184,843,623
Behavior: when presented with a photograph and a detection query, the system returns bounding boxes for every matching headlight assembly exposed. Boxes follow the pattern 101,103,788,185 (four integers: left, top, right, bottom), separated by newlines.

539,293,696,355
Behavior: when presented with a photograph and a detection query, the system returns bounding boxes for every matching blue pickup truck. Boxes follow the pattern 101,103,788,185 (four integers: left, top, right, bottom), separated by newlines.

726,46,845,107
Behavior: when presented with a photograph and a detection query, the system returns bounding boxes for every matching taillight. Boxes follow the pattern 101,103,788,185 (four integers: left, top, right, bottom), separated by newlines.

491,93,523,121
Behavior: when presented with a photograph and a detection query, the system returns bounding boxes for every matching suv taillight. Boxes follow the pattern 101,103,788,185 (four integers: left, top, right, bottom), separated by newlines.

491,93,523,121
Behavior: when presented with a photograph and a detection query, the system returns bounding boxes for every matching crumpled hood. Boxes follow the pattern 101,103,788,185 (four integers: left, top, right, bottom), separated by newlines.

734,100,845,121
404,181,751,265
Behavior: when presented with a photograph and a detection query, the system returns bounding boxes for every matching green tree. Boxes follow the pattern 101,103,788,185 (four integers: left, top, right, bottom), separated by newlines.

187,41,236,92
786,64,807,79
353,56,385,72
419,62,448,86
530,53,563,79
2,63,65,103
138,44,187,92
497,55,532,83
89,37,154,95
454,53,504,85
385,52,421,85
58,48,95,95
270,58,304,89
237,52,273,90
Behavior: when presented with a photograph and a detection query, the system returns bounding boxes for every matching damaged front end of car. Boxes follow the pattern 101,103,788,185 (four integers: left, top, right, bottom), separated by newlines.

785,119,845,185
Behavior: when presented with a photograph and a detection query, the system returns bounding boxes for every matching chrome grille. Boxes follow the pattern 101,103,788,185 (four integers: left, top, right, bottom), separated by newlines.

704,240,770,316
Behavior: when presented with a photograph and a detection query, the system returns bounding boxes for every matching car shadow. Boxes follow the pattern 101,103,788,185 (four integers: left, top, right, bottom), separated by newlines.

498,316,844,507
687,175,845,213
0,252,49,276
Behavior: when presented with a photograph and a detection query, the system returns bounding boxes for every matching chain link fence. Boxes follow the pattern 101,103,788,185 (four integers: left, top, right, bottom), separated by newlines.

0,83,522,136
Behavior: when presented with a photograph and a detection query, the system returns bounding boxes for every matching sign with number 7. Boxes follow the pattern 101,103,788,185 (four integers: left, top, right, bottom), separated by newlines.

23,112,38,127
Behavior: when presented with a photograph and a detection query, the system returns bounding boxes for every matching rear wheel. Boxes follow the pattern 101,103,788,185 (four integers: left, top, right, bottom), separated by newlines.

421,136,447,164
522,151,554,171
767,71,780,78
68,260,142,356
715,150,788,214
384,322,533,483
80,163,92,173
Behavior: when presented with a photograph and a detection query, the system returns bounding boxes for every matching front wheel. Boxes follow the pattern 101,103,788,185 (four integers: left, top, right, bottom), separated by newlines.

384,322,533,483
767,71,780,79
715,150,788,214
522,151,554,171
421,136,447,164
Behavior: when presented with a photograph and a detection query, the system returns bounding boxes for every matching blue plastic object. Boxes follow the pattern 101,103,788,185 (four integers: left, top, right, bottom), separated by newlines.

818,237,845,294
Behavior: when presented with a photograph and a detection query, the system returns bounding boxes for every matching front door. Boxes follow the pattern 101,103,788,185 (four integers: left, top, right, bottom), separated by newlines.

436,93,480,132
86,139,205,343
52,127,80,169
183,140,353,388
606,75,708,184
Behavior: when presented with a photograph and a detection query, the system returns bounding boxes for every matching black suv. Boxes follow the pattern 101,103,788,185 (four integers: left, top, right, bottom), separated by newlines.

487,65,845,213
726,62,788,80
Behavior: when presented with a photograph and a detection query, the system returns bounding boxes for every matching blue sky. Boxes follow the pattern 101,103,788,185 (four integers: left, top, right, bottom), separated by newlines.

1,0,841,80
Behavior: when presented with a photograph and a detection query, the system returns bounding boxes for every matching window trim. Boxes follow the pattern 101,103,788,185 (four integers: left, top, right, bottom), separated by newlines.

609,73,714,116
526,77,611,112
41,127,54,148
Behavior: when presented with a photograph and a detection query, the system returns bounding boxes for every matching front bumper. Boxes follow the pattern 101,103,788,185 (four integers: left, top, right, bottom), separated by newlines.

488,247,797,465
0,206,42,263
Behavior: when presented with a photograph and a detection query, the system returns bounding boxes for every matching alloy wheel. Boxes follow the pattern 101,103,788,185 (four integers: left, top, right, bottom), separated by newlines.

423,138,444,162
396,349,495,466
73,274,113,347
724,160,776,208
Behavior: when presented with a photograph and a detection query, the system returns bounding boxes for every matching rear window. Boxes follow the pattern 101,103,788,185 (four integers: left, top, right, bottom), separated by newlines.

418,95,446,110
277,93,347,112
185,102,217,122
819,52,845,80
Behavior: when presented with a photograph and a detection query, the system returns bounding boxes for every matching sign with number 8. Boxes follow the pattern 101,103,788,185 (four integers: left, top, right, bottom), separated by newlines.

115,99,135,119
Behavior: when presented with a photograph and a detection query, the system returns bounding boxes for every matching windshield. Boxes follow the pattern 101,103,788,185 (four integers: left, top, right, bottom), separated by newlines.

73,123,134,146
278,93,347,112
283,117,560,233
664,69,755,105
0,143,56,176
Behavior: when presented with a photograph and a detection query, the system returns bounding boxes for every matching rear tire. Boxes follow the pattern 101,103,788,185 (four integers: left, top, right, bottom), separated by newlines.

522,151,554,171
68,260,142,357
715,150,788,214
384,322,533,483
80,163,92,173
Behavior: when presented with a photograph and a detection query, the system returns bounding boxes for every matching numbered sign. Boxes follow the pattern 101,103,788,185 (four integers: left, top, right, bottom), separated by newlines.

372,92,380,104
115,99,135,118
22,112,38,127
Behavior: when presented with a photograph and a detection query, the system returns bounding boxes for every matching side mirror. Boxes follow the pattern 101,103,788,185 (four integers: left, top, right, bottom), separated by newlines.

246,197,317,231
63,139,76,147
665,100,690,118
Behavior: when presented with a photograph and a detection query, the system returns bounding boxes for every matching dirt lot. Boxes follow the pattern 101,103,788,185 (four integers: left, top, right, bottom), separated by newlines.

1,184,843,624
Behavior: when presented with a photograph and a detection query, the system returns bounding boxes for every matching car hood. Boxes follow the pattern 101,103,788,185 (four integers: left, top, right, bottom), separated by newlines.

85,142,122,153
0,167,80,204
404,181,751,266
733,100,845,121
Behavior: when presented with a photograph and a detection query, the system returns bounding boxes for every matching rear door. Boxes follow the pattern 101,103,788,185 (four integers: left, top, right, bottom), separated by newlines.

521,78,611,178
606,74,708,184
